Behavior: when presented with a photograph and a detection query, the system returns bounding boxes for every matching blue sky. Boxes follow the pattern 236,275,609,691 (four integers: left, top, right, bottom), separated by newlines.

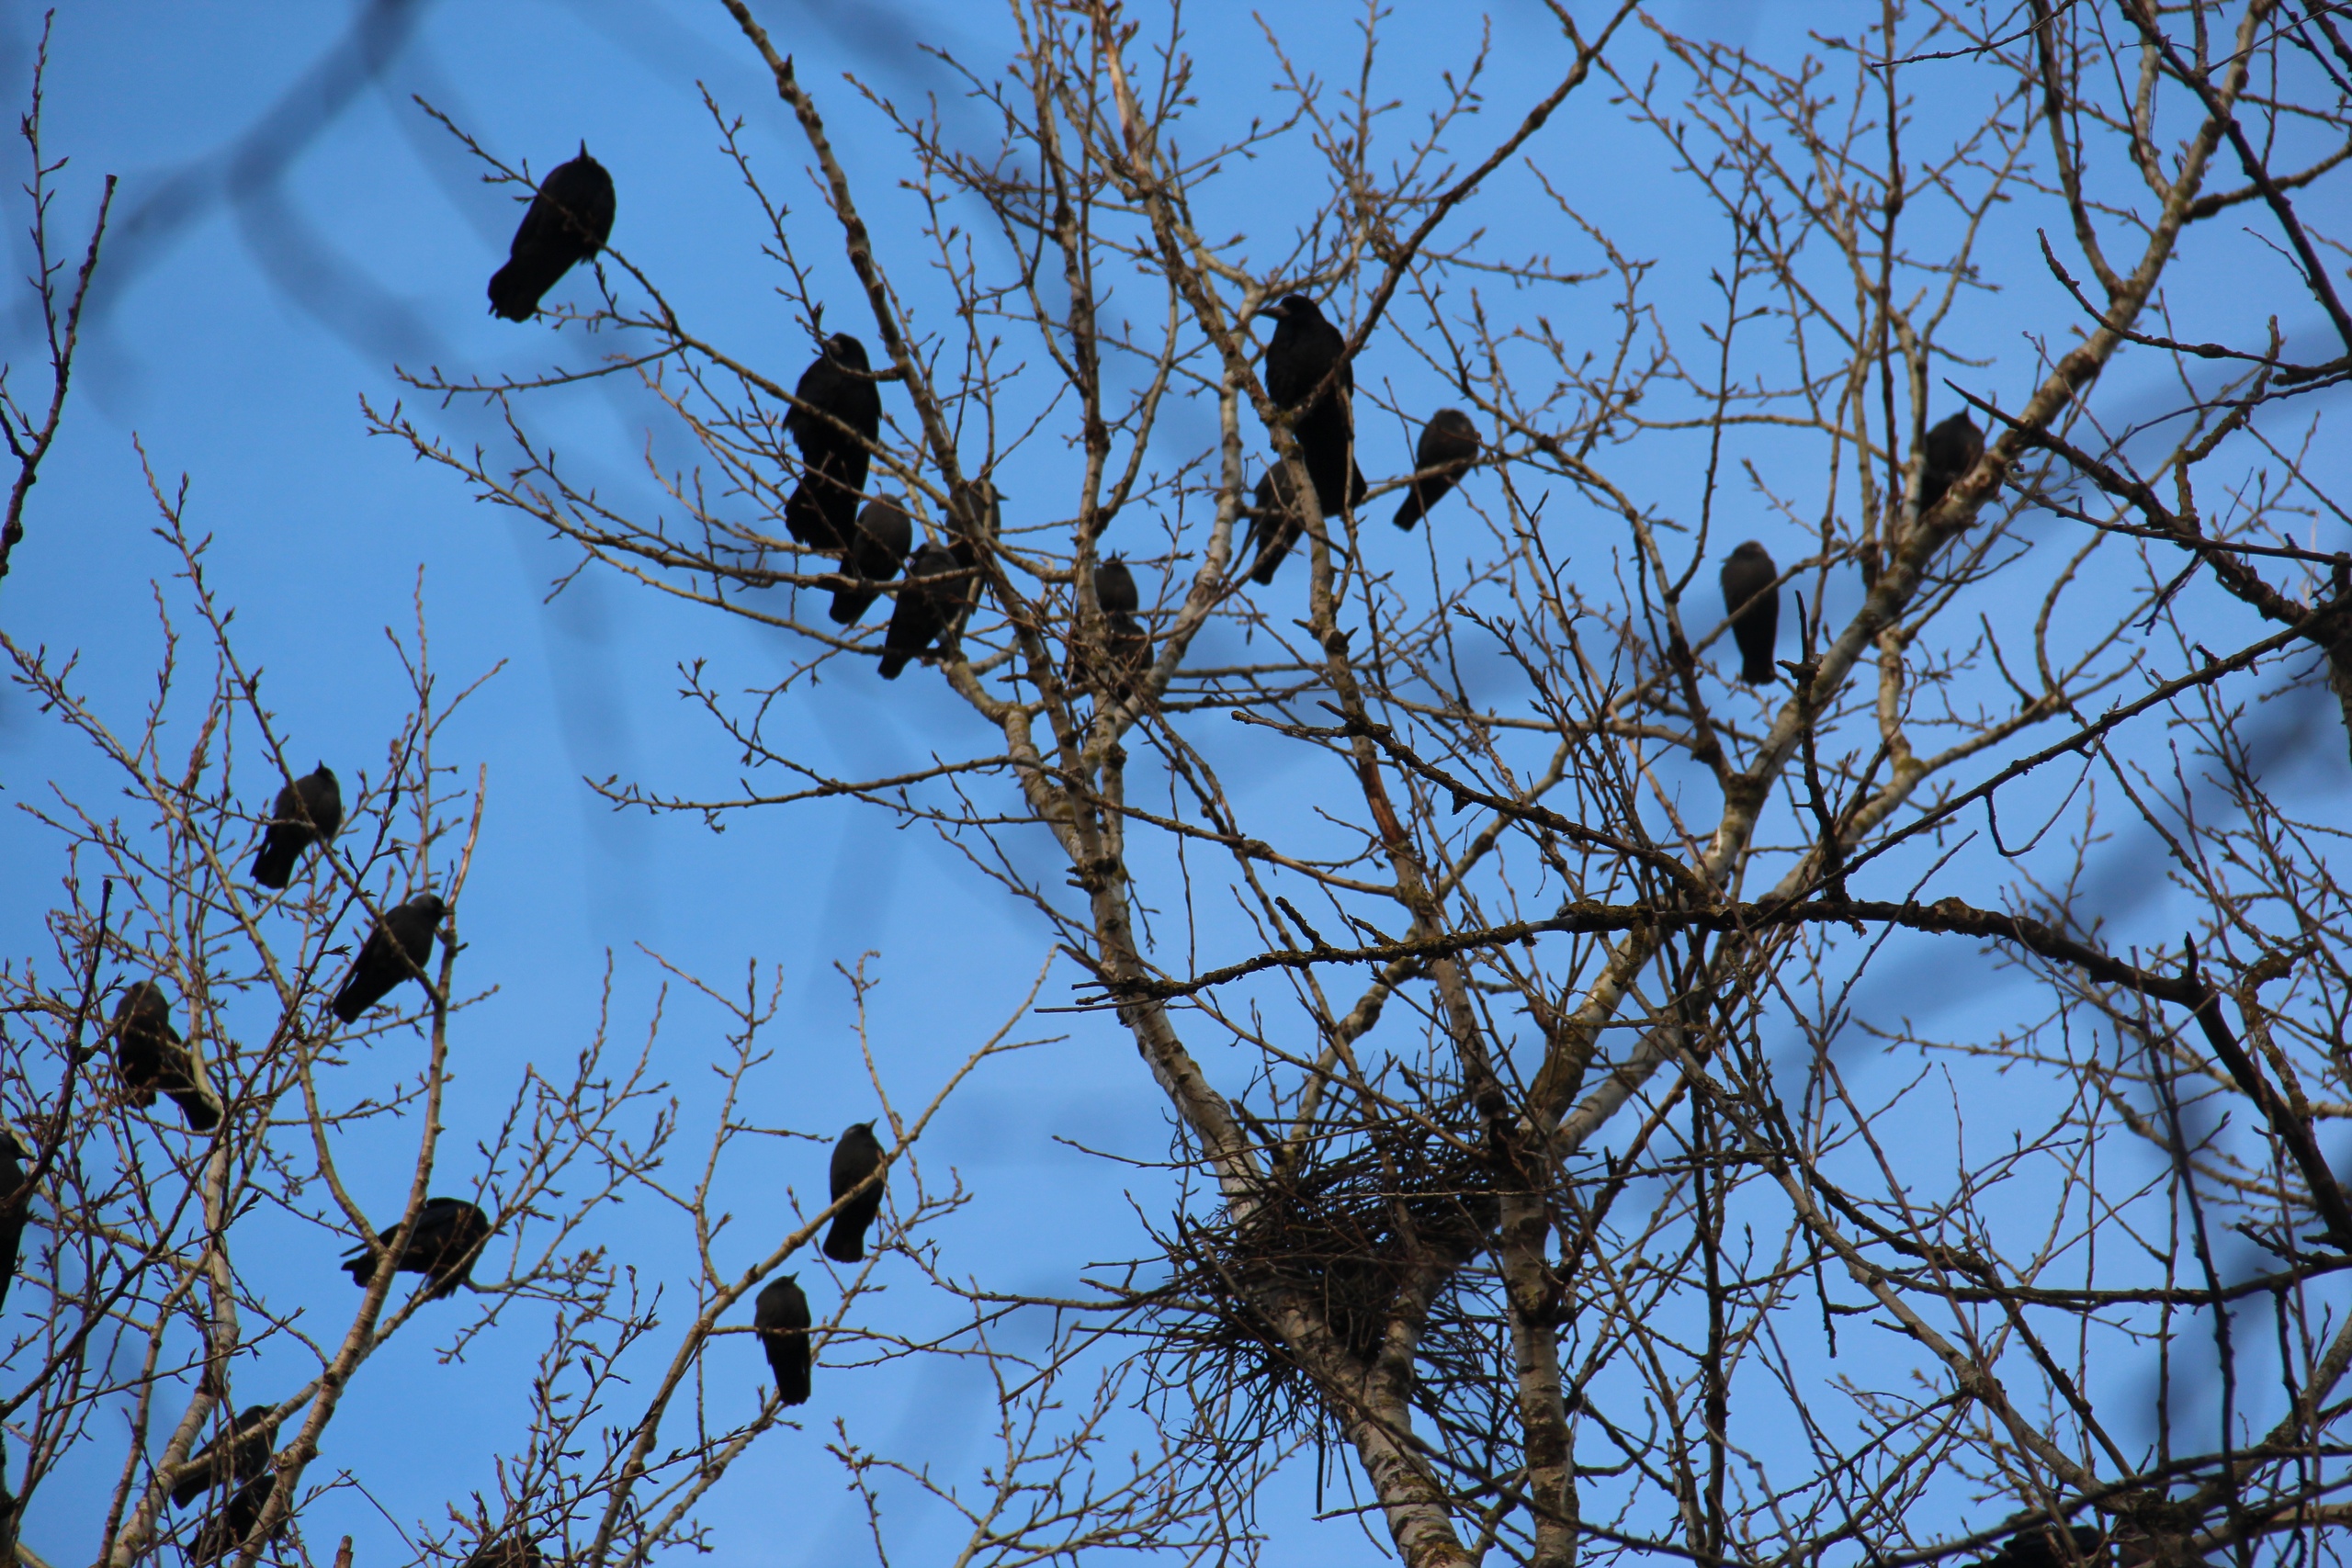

4,2,2348,1564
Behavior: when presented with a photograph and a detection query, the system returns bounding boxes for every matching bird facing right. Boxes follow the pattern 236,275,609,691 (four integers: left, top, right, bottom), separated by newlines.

755,1275,813,1405
330,893,447,1023
825,1122,887,1263
1718,541,1781,685
1394,408,1480,531
251,762,342,889
342,1196,492,1301
487,146,616,321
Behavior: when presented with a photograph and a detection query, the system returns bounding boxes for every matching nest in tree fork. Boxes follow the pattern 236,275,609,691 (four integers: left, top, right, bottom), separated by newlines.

1152,1121,1503,1446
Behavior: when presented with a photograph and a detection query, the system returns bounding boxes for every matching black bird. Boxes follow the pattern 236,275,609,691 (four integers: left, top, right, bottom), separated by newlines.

1263,295,1367,521
110,981,222,1133
487,146,616,322
784,334,883,553
1919,412,1986,513
1095,556,1139,615
330,893,447,1023
825,1122,887,1263
1394,408,1479,532
1719,541,1781,685
0,1132,28,1315
1089,556,1155,696
877,541,962,679
463,1540,548,1568
1244,464,1306,586
170,1405,276,1509
342,1196,492,1300
251,763,343,889
189,1474,278,1566
1985,1525,2109,1568
831,495,913,625
754,1275,812,1405
1102,613,1154,697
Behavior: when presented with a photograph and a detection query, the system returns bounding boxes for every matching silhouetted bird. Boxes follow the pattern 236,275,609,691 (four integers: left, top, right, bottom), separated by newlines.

1985,1524,2109,1568
825,1122,886,1263
877,541,961,679
755,1275,812,1405
1095,556,1139,615
462,1540,548,1568
342,1196,491,1300
330,894,447,1023
1263,295,1366,521
784,334,883,553
170,1405,276,1509
1091,557,1155,694
0,1132,27,1315
1244,465,1306,586
1102,613,1154,696
110,981,222,1133
189,1473,277,1566
1719,541,1781,685
251,763,343,889
1919,412,1986,513
1394,408,1479,531
831,495,912,625
487,146,616,321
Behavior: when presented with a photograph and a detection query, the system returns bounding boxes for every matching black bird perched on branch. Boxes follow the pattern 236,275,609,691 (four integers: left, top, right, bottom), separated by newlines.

831,495,913,625
1095,555,1139,616
0,1132,28,1315
170,1405,277,1509
487,145,616,322
189,1474,278,1566
1091,556,1156,695
1243,464,1306,586
825,1122,887,1263
110,981,222,1133
755,1275,812,1405
1984,1525,2109,1568
1719,541,1781,685
330,893,447,1023
1919,411,1986,513
462,1540,548,1568
1394,408,1479,532
877,540,961,680
1065,558,1153,697
251,763,342,889
342,1196,492,1300
784,333,883,553
1263,294,1366,521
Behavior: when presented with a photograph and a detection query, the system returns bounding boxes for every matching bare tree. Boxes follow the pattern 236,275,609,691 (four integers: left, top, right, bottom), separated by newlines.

366,1,2352,1565
0,12,110,589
